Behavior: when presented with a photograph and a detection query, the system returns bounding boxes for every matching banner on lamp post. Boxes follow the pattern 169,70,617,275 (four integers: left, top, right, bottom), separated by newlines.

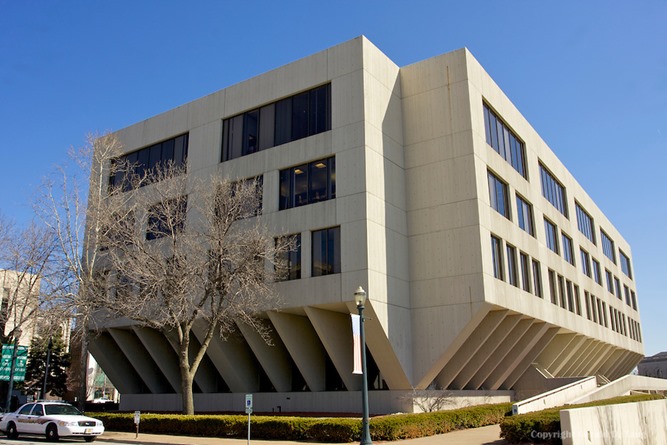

351,314,362,374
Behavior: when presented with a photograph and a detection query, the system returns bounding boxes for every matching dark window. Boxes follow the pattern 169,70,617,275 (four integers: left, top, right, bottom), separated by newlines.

506,244,518,287
548,269,557,305
146,197,188,241
491,235,504,280
544,218,559,254
584,291,591,320
483,103,527,177
575,203,596,244
109,134,189,192
605,269,614,294
558,274,566,309
601,230,616,264
532,260,543,298
620,251,632,278
520,252,531,292
539,163,568,217
280,157,335,210
231,176,263,219
516,195,534,236
562,232,574,265
592,258,602,285
222,84,331,162
276,234,301,281
488,171,510,219
312,227,340,277
624,285,631,307
580,249,591,277
631,290,637,311
566,280,575,313
614,276,622,301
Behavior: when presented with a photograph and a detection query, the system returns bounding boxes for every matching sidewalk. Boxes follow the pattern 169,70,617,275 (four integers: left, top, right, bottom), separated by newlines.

98,424,507,445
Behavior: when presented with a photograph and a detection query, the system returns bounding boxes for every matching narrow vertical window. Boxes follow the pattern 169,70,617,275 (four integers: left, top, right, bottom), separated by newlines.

506,244,518,287
491,235,504,280
548,269,557,305
275,234,301,281
516,195,534,236
580,249,591,277
592,258,602,285
532,260,543,298
575,203,596,244
620,251,632,278
520,252,531,292
605,269,614,294
544,218,559,254
601,230,616,264
614,277,622,301
561,232,574,265
312,227,341,277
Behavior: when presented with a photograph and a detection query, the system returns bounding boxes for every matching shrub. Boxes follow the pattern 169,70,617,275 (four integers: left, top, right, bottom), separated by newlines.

499,393,664,444
91,402,512,443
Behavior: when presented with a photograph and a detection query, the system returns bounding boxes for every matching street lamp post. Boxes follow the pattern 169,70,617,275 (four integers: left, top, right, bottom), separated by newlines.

354,286,372,445
5,328,22,412
42,337,53,399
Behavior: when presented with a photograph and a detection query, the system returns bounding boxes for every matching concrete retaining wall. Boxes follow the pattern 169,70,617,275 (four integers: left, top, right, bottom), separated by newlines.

120,390,513,414
512,376,596,414
570,374,667,404
560,399,667,445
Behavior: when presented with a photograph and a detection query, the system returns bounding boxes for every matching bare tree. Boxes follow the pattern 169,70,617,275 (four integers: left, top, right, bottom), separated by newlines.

97,163,287,414
33,133,129,409
0,221,58,345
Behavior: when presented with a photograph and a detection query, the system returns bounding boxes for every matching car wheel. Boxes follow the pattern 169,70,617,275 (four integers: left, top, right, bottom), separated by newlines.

46,423,59,442
84,437,96,442
6,422,18,439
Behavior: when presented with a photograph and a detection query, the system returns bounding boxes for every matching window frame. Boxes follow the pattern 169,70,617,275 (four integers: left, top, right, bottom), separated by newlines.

488,171,510,219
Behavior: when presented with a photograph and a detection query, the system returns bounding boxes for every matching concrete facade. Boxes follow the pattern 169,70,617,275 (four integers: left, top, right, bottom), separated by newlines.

88,37,644,414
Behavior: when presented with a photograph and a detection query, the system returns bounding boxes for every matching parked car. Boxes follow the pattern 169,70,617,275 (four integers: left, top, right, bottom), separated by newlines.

0,400,104,442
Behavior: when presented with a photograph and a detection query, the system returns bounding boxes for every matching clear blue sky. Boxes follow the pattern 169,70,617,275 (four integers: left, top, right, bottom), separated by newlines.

1,1,665,356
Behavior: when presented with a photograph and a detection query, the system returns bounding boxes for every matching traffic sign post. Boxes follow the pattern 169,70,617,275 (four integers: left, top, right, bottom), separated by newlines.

245,394,253,445
134,411,140,438
0,345,28,382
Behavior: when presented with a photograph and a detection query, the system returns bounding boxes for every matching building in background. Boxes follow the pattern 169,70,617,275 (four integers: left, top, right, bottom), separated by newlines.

88,37,643,414
638,352,667,379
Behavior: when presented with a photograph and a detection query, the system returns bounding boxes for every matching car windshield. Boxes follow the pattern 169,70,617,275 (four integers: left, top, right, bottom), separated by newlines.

43,404,82,416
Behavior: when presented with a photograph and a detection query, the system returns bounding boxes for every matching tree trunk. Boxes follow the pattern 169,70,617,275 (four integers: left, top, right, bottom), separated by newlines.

78,327,89,411
180,367,195,415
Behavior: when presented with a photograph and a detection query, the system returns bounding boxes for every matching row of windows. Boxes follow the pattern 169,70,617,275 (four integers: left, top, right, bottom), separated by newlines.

547,269,582,315
109,134,189,192
483,103,527,177
491,236,640,341
491,235,543,298
222,84,331,162
276,227,341,280
488,170,536,236
543,214,637,312
484,103,633,281
583,290,642,342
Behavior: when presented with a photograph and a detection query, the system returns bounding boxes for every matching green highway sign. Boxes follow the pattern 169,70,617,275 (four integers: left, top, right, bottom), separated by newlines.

0,345,28,382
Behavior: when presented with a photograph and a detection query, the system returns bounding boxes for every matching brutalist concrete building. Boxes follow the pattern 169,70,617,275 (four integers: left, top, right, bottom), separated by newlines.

89,37,643,414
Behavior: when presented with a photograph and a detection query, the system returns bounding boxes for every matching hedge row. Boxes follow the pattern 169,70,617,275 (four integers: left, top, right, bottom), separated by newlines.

499,394,664,444
90,402,512,443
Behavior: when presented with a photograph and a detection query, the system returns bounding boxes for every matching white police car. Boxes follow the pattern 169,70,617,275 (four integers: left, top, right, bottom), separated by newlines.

0,401,104,442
